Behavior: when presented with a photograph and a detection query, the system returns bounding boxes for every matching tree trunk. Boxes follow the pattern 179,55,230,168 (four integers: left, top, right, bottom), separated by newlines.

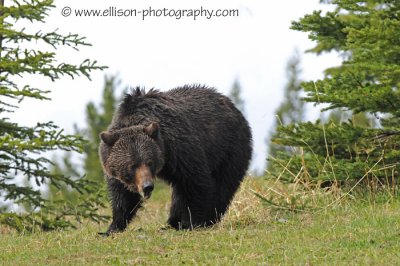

0,0,4,55
0,0,4,68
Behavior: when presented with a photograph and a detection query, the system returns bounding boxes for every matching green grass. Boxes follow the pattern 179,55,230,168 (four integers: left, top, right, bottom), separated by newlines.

1,180,400,265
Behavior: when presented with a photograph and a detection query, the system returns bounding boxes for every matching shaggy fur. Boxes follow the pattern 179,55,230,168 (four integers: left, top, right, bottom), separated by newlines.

99,85,252,234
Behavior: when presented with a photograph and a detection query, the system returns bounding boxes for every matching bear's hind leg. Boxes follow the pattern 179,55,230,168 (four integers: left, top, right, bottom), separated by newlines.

167,186,185,229
213,158,248,221
167,183,218,230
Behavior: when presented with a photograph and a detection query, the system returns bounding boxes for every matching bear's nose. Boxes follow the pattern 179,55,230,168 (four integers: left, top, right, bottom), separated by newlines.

142,181,154,199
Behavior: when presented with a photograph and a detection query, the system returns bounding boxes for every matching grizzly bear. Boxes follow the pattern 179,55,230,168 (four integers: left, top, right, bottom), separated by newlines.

99,85,252,235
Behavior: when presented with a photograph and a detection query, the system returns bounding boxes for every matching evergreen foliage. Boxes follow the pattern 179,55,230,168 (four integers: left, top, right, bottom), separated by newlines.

82,76,121,183
269,0,400,187
50,76,122,201
228,79,246,115
267,51,304,166
0,0,108,231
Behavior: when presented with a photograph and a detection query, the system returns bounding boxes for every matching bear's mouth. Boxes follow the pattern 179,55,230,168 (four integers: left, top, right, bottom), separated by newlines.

137,179,154,199
143,188,153,199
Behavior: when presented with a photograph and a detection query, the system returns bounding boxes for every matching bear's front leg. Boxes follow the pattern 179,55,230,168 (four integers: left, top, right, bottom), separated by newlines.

103,177,143,236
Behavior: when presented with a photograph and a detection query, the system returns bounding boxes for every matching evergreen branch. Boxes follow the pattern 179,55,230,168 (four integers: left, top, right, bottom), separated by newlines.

0,28,92,48
371,131,400,140
1,0,54,22
0,50,106,81
0,85,50,101
0,0,108,232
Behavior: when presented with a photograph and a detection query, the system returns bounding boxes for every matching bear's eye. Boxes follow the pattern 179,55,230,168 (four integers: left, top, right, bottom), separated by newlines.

147,161,153,167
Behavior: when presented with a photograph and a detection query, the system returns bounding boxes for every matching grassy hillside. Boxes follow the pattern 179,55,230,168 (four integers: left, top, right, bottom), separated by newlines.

1,179,399,265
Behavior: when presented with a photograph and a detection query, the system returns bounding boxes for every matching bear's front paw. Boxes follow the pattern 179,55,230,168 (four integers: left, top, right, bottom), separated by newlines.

99,221,126,237
98,231,111,237
98,227,122,237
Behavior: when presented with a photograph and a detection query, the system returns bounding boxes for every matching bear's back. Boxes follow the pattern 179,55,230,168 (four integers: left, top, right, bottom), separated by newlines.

111,85,251,169
165,85,252,169
166,85,243,122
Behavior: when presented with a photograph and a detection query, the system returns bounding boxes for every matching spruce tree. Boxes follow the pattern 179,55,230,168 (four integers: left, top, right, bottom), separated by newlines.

269,0,400,187
50,75,122,202
267,51,304,168
82,75,121,183
0,0,108,231
228,79,246,115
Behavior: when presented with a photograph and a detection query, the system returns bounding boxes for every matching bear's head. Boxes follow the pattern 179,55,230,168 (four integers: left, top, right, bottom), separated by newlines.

99,122,164,199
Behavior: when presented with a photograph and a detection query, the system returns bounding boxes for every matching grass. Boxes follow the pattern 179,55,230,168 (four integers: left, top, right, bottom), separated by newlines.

1,179,400,265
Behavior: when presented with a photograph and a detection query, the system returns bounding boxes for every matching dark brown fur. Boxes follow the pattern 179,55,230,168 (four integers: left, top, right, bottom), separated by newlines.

99,85,252,235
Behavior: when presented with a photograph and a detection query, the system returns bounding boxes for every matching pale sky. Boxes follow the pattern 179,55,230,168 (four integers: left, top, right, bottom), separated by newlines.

8,0,341,173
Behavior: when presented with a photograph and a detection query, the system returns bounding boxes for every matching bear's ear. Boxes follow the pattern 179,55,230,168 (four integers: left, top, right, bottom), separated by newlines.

100,131,119,146
144,122,159,139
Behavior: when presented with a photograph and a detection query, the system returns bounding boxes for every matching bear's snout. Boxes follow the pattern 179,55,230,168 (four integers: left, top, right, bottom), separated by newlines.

135,164,154,199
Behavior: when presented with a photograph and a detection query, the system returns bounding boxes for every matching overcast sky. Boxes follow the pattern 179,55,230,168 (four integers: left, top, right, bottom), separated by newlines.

8,0,341,173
